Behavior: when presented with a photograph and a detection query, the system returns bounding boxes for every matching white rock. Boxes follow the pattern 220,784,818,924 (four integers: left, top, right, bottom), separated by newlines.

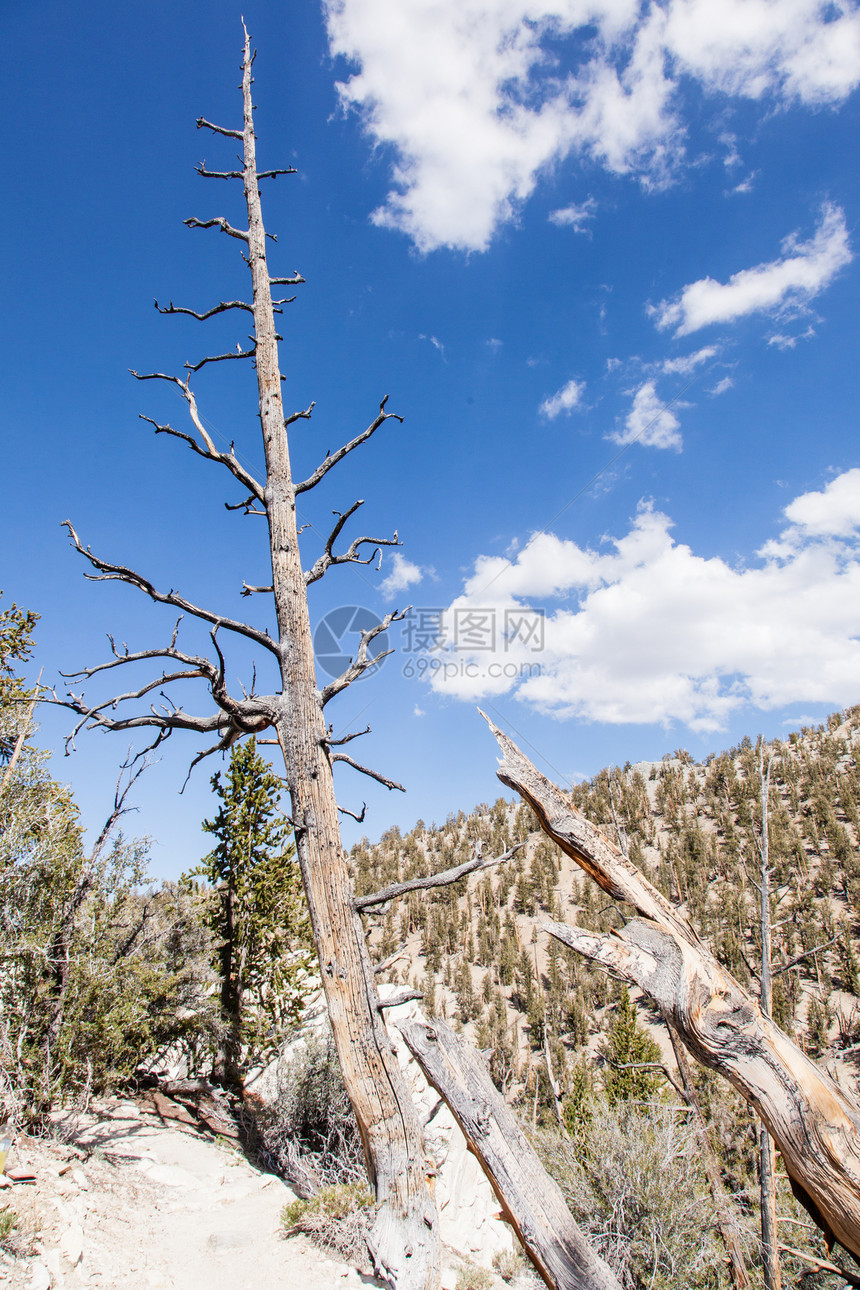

59,1224,84,1267
29,1262,52,1290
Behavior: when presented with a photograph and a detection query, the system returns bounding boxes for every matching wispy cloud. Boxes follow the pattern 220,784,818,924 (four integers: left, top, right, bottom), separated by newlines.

661,345,718,375
540,377,586,419
549,198,597,232
651,203,851,335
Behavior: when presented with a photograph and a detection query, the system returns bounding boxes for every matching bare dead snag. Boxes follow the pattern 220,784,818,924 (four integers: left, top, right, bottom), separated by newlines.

51,26,439,1290
665,1022,750,1288
483,712,860,1263
399,1018,623,1290
754,746,782,1290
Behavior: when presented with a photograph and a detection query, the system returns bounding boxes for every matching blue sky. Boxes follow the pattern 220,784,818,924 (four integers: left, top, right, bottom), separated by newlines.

3,0,860,877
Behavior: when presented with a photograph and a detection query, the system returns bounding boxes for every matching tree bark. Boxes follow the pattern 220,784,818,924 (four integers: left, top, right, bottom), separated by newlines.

484,713,860,1263
399,1017,623,1290
236,31,437,1288
756,749,782,1290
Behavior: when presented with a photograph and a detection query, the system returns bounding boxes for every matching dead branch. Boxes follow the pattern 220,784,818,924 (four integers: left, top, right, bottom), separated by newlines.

154,298,253,319
377,990,422,1009
184,215,249,242
326,725,371,746
0,680,42,794
130,369,265,502
778,1243,860,1286
773,936,840,977
195,166,245,180
240,582,274,597
481,714,860,1260
338,802,367,824
355,844,521,911
257,168,297,180
331,753,404,793
196,116,243,140
294,397,403,494
319,609,405,706
373,949,408,976
62,521,279,657
184,345,256,374
305,500,400,586
285,401,315,427
270,272,305,286
399,1018,622,1290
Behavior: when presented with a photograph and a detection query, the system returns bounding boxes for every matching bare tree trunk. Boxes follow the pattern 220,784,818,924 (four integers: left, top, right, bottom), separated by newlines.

236,35,437,1287
756,747,782,1290
483,712,860,1262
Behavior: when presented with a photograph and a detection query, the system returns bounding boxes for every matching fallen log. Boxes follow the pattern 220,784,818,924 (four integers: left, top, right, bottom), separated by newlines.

399,1016,622,1290
483,711,860,1263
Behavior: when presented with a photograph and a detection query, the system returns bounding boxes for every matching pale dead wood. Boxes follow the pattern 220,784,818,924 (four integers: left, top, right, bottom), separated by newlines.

0,683,40,794
61,521,278,657
331,753,404,794
319,610,405,706
294,397,403,494
483,712,860,1262
304,500,400,587
665,1022,750,1288
355,843,522,911
777,1243,860,1286
399,1018,623,1290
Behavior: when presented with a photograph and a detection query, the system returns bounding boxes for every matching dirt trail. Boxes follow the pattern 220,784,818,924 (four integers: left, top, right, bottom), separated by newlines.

0,1100,384,1290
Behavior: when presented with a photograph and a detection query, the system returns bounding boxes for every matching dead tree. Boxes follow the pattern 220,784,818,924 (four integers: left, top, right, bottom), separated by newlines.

483,712,860,1265
50,28,437,1289
753,746,782,1290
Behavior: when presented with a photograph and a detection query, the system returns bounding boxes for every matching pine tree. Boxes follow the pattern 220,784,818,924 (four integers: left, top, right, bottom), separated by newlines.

603,986,662,1107
198,738,312,1089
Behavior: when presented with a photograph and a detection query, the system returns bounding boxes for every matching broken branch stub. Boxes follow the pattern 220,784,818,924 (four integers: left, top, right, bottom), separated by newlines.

484,712,860,1263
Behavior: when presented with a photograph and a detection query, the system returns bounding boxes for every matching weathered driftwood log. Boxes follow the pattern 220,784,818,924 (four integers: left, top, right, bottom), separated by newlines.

399,1017,622,1290
482,712,860,1262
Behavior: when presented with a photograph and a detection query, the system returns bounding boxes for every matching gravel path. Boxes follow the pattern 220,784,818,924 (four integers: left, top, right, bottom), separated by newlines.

0,1100,384,1290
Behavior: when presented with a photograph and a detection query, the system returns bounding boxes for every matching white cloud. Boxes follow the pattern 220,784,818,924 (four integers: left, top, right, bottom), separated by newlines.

423,469,860,730
380,552,425,599
540,377,586,418
782,468,860,539
708,375,733,395
661,345,718,374
325,0,860,252
611,380,683,449
549,198,598,231
652,203,852,335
